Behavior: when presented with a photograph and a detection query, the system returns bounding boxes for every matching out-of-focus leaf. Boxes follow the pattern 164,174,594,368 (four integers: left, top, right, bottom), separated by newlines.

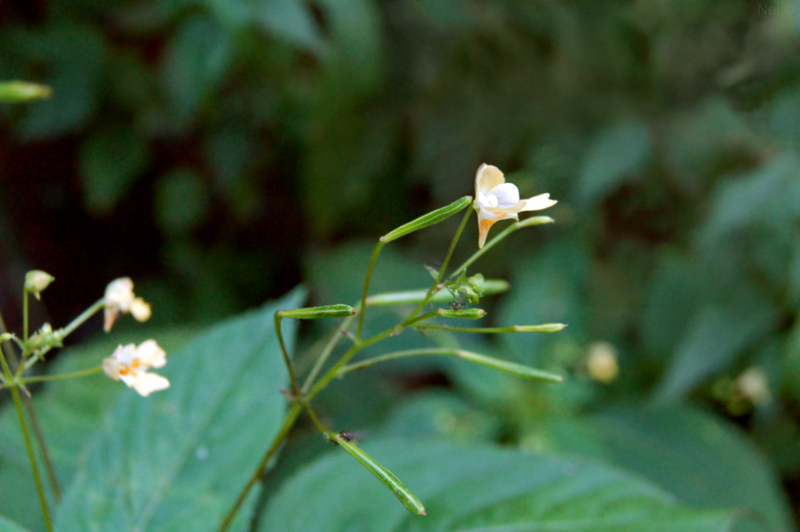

378,390,500,443
538,405,793,532
205,128,259,222
54,288,305,532
654,284,779,401
698,154,800,245
260,439,742,532
18,25,107,139
0,329,196,532
155,168,211,234
575,119,651,207
160,15,231,126
79,124,152,215
0,516,29,532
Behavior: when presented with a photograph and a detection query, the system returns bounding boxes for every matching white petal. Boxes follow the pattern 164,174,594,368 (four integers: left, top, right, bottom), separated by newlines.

475,164,505,194
115,344,138,366
132,373,170,397
130,298,152,322
104,278,134,309
136,340,167,369
521,193,557,212
102,357,121,381
487,183,520,207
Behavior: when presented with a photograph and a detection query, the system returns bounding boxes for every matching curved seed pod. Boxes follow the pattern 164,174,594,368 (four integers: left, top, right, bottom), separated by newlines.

333,434,426,516
381,196,472,243
278,305,356,320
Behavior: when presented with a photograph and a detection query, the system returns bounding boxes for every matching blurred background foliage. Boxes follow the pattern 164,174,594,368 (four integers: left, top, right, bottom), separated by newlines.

1,0,800,529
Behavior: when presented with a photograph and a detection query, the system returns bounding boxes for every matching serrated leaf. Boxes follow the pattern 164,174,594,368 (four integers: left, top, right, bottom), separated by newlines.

0,329,196,532
259,440,742,532
54,288,306,532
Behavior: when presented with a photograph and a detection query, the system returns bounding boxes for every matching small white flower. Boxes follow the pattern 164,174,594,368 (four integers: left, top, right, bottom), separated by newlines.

103,340,169,397
474,164,557,249
103,278,151,332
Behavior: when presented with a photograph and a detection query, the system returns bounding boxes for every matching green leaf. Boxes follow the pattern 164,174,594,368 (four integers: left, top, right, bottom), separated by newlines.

253,0,323,51
54,288,306,532
259,440,742,531
576,119,651,207
539,406,793,532
79,124,152,215
0,329,197,532
0,516,31,532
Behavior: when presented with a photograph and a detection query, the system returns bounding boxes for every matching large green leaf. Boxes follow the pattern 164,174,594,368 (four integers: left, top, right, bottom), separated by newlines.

538,406,793,532
54,288,306,532
0,328,196,532
259,440,741,532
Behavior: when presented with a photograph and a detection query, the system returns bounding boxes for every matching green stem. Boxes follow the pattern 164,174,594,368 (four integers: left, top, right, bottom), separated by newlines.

0,349,52,532
60,299,104,339
274,313,300,397
450,216,553,279
23,289,29,342
356,241,384,341
335,347,564,383
302,401,335,438
21,366,104,384
217,402,303,532
404,207,472,323
0,311,61,500
413,323,566,334
301,314,355,395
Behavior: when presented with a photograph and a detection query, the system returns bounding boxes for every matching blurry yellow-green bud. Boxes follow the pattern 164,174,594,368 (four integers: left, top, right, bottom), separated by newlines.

25,270,55,300
0,81,53,102
736,367,772,406
586,341,619,384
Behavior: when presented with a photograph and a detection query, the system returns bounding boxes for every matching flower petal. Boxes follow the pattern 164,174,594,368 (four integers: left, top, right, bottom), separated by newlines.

475,164,505,194
487,183,520,207
136,340,167,369
132,372,170,397
483,200,527,215
130,298,152,322
521,193,557,212
477,216,497,249
102,356,121,381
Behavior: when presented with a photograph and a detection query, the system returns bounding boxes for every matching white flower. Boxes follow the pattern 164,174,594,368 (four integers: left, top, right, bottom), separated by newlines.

474,164,557,249
25,270,55,300
103,340,169,397
103,277,151,332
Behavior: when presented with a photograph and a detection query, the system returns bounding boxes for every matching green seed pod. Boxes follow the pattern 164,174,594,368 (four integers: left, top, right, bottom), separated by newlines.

278,305,356,320
435,308,486,320
381,196,472,243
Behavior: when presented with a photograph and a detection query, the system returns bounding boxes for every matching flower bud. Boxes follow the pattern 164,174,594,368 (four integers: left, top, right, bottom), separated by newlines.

25,270,55,300
586,342,619,384
131,298,152,322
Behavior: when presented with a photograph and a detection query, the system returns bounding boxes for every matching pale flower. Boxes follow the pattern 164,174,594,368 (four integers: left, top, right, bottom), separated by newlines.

103,277,151,332
474,164,557,248
103,340,169,397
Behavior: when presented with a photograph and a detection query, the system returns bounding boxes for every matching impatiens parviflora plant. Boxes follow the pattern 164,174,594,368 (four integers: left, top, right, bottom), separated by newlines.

219,164,564,531
0,274,165,532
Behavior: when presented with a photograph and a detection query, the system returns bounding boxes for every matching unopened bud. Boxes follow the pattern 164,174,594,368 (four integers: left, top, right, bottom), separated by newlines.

25,270,55,300
736,367,772,406
130,298,152,322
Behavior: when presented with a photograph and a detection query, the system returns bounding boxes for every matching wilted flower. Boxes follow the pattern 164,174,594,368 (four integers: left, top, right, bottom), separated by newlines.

103,277,150,332
25,270,55,300
474,164,557,248
103,340,169,397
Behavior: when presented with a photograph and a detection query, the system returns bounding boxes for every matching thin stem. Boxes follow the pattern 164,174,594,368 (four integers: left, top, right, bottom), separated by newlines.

21,366,104,384
450,216,553,279
413,324,566,334
302,401,335,438
23,289,29,342
336,348,455,376
60,299,104,339
217,402,303,532
0,348,53,532
356,241,384,341
403,208,472,323
0,310,61,500
274,314,300,397
301,313,355,394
